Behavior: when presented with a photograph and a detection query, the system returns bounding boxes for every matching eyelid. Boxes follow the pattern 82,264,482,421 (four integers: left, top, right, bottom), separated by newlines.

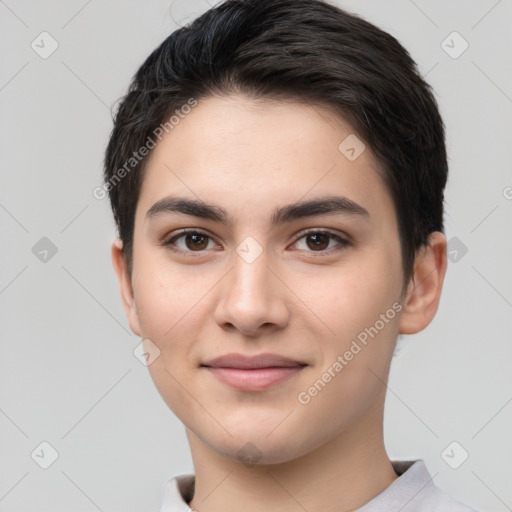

165,227,212,240
162,228,220,256
292,227,350,242
289,228,350,252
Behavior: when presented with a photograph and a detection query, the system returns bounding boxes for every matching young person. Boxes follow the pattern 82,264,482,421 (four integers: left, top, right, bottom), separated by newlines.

104,1,476,510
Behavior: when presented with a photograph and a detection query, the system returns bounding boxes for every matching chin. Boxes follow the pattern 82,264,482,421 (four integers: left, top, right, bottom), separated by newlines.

198,424,314,467
227,438,305,466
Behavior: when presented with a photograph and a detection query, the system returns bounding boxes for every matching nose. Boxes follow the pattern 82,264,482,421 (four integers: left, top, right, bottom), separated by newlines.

213,249,290,337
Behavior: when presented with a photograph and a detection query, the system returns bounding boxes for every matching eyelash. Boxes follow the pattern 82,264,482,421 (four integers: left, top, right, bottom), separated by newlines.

163,228,350,256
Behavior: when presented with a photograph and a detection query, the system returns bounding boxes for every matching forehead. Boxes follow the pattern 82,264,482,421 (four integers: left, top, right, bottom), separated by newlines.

137,94,395,228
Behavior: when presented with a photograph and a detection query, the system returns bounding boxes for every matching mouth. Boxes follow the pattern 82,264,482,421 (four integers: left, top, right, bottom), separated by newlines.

200,353,307,391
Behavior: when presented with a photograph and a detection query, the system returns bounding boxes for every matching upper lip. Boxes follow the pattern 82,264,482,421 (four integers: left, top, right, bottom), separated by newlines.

201,353,307,369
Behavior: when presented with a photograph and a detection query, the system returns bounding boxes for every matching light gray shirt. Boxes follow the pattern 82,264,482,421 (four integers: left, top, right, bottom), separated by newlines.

158,460,477,511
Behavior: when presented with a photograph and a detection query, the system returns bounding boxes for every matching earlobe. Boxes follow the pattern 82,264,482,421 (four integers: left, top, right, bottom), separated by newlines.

398,232,447,335
111,238,142,336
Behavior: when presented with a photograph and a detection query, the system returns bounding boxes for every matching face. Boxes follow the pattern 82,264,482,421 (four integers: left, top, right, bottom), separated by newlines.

115,94,418,465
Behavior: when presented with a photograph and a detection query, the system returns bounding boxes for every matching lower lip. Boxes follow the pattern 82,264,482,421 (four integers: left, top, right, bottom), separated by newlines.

204,366,304,391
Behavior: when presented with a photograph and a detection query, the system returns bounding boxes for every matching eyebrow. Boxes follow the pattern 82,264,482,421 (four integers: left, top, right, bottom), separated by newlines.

146,195,370,228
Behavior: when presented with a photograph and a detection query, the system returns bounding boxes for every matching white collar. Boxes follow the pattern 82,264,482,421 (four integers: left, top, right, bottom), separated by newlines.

158,460,472,512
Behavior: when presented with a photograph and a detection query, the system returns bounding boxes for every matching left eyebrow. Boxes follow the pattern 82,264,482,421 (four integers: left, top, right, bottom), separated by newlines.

270,195,370,227
145,195,370,228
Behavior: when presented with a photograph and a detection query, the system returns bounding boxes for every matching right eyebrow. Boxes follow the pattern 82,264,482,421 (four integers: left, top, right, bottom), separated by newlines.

146,196,230,224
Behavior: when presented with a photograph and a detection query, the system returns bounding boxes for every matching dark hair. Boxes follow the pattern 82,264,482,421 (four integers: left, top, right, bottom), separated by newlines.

103,0,448,281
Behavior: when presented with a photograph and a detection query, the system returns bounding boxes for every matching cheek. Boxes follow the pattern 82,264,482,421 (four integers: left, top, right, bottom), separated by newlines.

132,248,208,338
131,254,223,381
133,274,178,340
292,267,400,438
292,256,401,344
132,261,209,417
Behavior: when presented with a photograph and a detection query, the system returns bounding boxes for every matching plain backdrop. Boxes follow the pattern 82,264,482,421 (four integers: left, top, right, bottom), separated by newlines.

1,0,511,511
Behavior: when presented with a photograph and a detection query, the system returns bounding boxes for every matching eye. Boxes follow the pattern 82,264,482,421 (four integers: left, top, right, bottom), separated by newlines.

164,229,220,253
291,230,350,253
163,228,350,255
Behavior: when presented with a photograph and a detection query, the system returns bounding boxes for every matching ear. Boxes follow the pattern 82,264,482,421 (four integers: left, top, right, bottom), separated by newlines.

398,231,448,335
111,238,141,336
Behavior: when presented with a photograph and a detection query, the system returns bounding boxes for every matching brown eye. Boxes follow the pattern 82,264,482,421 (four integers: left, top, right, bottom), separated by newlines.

165,230,218,252
305,232,330,251
292,230,349,254
184,233,209,250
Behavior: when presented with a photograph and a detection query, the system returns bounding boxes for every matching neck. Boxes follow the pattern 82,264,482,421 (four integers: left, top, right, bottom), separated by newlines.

187,401,397,512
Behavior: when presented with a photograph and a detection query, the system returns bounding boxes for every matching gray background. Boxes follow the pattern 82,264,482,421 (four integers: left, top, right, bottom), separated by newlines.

1,0,511,510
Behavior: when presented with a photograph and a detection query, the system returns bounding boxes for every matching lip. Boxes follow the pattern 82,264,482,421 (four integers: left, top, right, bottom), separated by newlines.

202,352,306,369
201,352,307,391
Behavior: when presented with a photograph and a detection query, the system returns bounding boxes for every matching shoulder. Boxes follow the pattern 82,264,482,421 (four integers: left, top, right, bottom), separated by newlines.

410,469,478,512
423,487,478,512
356,460,478,512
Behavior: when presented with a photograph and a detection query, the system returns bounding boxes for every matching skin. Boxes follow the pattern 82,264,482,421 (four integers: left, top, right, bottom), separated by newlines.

112,94,447,512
